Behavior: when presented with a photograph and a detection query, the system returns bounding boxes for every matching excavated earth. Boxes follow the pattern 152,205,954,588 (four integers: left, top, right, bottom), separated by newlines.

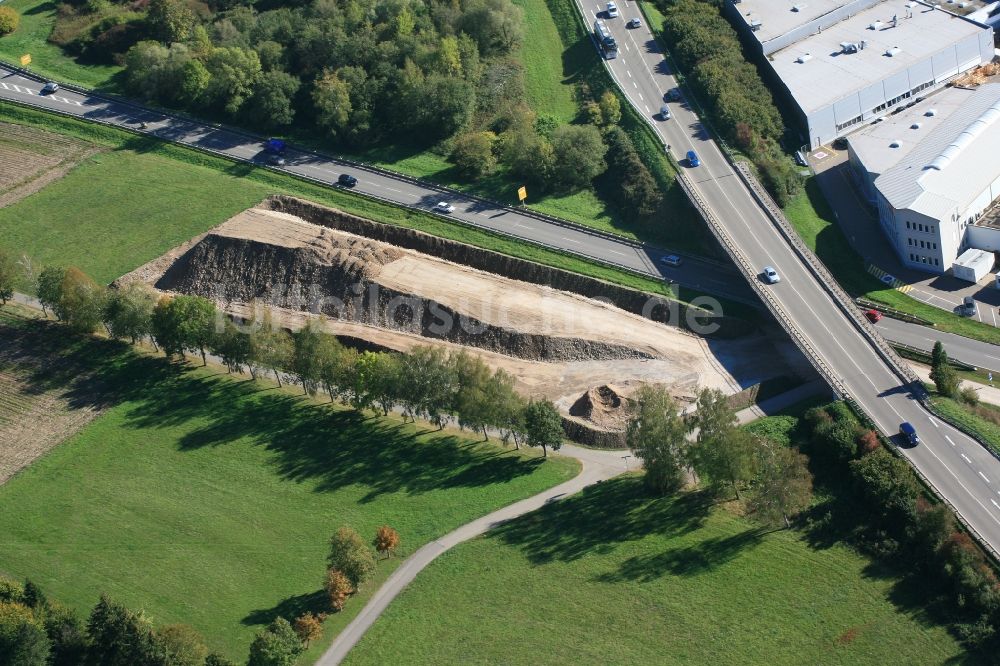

120,201,795,426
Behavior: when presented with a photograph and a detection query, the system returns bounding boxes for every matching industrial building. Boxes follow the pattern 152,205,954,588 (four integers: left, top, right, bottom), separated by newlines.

847,82,1000,274
725,0,995,148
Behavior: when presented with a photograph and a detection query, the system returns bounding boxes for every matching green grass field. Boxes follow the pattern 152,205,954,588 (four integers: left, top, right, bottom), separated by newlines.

0,0,121,89
785,177,1000,346
513,0,579,123
344,473,968,665
0,313,578,661
0,102,755,321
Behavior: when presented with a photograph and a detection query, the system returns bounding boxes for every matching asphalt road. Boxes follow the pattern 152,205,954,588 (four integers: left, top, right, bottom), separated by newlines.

581,0,1000,555
878,317,1000,372
4,56,1000,553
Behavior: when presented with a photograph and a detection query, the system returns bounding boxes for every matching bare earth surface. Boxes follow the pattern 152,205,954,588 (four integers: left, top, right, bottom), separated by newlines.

122,205,789,408
0,122,98,208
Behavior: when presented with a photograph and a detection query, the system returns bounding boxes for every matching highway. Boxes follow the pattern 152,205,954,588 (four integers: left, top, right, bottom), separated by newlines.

578,0,1000,554
4,50,1000,554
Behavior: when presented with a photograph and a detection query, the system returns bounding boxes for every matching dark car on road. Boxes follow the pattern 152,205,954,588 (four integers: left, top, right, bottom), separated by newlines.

686,150,700,167
41,82,59,95
899,422,919,446
338,173,358,187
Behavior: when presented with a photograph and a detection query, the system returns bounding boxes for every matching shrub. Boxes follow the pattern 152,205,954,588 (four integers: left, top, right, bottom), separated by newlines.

960,385,980,406
325,569,353,612
857,429,880,455
328,526,377,588
293,612,323,647
0,6,19,35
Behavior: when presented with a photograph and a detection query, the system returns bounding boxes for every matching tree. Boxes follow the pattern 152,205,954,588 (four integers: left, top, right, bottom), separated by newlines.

450,131,497,178
451,351,493,437
20,581,46,612
151,296,185,358
930,340,960,398
523,399,563,457
212,318,251,374
103,282,156,344
202,47,262,115
550,124,606,190
250,314,292,386
247,618,302,666
246,71,300,129
0,6,20,36
0,248,16,305
42,603,88,666
626,385,688,494
747,443,813,528
598,90,621,125
292,613,322,648
291,319,324,395
324,569,353,612
327,526,377,589
58,268,106,333
205,654,238,666
173,295,217,364
146,0,194,43
399,346,455,427
315,332,347,401
368,352,401,416
312,71,352,140
0,601,51,666
85,594,162,666
688,388,757,497
372,525,400,559
156,624,207,666
36,266,65,319
502,126,554,188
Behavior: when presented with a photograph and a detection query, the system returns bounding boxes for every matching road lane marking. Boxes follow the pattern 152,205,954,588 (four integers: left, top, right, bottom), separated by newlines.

980,471,991,483
929,416,939,428
627,70,633,78
561,237,582,244
607,249,626,256
962,453,972,463
946,435,956,446
993,499,1000,510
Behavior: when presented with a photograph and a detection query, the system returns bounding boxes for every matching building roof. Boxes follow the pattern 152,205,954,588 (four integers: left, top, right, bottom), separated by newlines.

954,247,994,267
765,0,987,114
869,83,1000,218
730,0,857,46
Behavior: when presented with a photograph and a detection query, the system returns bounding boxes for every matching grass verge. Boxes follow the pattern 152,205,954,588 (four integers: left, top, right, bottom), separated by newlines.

0,311,578,661
785,177,1000,346
344,473,966,665
928,392,1000,457
0,101,757,320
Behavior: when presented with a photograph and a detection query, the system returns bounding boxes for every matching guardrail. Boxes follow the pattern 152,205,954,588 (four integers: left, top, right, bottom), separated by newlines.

732,162,924,388
856,297,935,326
0,58,739,274
677,173,846,399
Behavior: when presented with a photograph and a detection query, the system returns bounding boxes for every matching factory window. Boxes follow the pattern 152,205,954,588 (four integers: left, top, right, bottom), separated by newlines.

837,115,863,131
872,103,887,114
933,243,937,250
909,253,914,261
907,238,912,246
934,258,939,266
911,80,933,95
920,240,925,248
906,221,911,229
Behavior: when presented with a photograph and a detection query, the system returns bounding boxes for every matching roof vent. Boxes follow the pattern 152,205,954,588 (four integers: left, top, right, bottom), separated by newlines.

869,19,883,29
750,18,762,30
885,46,901,56
889,140,901,148
840,41,859,53
791,3,806,11
910,122,922,129
925,108,937,116
796,53,813,63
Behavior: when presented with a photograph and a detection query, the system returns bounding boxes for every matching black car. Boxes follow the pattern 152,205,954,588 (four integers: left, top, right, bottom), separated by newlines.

266,154,286,166
338,173,358,187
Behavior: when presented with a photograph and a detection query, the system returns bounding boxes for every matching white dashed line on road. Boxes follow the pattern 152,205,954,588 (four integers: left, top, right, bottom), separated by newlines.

928,416,938,428
946,435,956,446
981,471,991,483
627,70,633,78
962,453,973,464
561,237,582,244
993,499,1000,510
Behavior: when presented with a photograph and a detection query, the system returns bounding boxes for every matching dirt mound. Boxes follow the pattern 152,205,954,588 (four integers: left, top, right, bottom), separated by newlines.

569,385,633,430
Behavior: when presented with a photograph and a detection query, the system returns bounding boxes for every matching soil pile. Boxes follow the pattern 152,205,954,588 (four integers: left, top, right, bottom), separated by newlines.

569,385,632,430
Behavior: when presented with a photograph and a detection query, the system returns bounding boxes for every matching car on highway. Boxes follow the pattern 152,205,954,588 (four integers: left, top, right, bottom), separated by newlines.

41,82,59,95
606,1,619,17
266,153,286,166
899,421,920,446
660,254,682,267
338,173,358,187
762,266,780,284
626,17,642,28
864,308,882,323
434,201,456,214
686,150,701,167
659,105,671,120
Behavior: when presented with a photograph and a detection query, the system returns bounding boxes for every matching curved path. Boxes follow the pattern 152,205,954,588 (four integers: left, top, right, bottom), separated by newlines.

316,444,629,665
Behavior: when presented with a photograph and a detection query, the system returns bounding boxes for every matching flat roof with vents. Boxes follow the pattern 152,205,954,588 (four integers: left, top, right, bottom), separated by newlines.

763,0,989,114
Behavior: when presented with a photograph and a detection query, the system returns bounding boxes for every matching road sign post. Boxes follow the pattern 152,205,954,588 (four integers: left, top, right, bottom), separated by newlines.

19,54,31,68
517,185,527,206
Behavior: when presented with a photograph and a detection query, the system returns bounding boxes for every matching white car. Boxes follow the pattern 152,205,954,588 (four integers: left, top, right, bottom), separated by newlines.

434,201,456,214
606,1,619,17
659,105,671,120
762,266,781,284
41,81,59,95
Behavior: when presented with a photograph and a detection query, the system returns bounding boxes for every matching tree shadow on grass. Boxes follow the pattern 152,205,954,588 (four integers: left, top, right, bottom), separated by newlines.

242,589,329,628
0,319,547,499
490,477,711,565
596,527,768,583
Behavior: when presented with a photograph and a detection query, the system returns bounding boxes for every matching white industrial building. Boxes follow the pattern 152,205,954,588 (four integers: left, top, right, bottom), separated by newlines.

847,83,1000,274
725,0,995,148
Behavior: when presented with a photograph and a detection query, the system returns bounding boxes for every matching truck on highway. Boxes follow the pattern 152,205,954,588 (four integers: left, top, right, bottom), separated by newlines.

594,20,618,59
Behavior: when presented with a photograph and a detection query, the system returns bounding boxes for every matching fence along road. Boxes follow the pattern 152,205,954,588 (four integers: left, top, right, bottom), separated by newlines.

3,57,1000,554
578,0,1000,556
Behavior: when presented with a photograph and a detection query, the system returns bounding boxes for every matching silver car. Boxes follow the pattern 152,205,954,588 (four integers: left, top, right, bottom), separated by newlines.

434,201,456,214
762,266,781,284
41,81,59,94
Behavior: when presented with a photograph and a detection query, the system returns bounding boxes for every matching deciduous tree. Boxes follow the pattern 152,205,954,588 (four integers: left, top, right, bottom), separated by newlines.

0,248,17,305
36,266,64,319
550,124,606,191
626,385,688,494
523,399,563,457
748,442,813,528
58,267,106,334
372,525,400,559
450,131,497,178
328,526,377,589
103,282,156,344
157,624,208,666
247,617,302,666
324,569,353,612
292,613,322,648
0,6,19,35
930,340,959,398
688,388,757,497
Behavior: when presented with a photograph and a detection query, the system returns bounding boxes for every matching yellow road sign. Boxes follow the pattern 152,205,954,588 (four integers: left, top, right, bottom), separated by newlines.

19,54,31,67
517,185,527,202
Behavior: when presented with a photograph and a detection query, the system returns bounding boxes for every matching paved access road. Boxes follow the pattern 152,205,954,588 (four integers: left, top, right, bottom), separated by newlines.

582,0,1000,554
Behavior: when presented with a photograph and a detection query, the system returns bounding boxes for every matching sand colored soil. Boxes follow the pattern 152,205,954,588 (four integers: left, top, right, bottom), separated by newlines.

122,203,791,417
